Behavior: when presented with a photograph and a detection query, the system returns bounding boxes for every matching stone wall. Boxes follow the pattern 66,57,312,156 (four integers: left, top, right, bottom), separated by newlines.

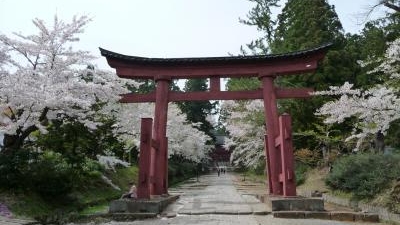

299,190,400,222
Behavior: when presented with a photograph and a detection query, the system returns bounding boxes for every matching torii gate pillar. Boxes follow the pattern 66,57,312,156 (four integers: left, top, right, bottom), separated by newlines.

261,75,283,195
153,77,170,195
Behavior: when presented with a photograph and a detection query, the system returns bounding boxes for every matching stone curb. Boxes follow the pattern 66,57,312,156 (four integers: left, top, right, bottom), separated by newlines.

75,212,158,222
272,211,379,222
178,210,270,215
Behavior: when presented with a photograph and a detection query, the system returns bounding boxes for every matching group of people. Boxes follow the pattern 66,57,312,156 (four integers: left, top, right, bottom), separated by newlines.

217,167,226,176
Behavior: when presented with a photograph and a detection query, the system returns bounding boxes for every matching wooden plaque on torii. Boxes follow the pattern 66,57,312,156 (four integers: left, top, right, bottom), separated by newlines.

100,43,331,198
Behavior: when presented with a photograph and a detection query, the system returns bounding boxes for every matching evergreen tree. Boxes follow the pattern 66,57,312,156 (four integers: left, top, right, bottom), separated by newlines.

232,0,364,151
271,0,343,53
178,79,216,138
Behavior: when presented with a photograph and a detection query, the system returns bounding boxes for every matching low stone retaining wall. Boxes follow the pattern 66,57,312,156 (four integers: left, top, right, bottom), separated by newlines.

273,211,379,222
269,197,324,211
300,190,400,222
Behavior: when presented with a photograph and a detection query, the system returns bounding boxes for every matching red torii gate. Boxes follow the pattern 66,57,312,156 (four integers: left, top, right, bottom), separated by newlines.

100,44,330,198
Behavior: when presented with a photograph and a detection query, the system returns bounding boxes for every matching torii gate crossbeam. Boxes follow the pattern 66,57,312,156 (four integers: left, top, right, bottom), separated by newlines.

100,43,331,198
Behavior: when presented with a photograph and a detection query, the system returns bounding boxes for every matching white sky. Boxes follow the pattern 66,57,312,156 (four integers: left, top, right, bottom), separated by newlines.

0,0,387,69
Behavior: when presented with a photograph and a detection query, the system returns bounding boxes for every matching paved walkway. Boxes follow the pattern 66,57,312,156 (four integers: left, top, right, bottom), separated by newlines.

97,173,383,225
0,217,34,225
2,172,384,224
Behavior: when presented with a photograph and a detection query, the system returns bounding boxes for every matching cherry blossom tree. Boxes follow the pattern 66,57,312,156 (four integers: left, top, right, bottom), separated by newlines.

315,38,400,150
0,15,133,152
111,103,212,163
221,100,266,168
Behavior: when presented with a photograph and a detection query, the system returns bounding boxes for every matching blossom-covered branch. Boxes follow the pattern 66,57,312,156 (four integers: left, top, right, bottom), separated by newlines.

222,100,266,168
0,15,133,152
315,38,400,149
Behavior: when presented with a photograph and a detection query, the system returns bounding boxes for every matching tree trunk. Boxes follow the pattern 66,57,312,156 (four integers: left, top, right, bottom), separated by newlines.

2,134,21,154
374,131,385,154
1,125,38,154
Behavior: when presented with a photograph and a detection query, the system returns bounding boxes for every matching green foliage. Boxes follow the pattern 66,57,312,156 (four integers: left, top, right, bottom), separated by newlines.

3,166,138,219
168,156,202,186
226,77,260,91
177,78,216,137
0,148,105,201
295,161,310,186
240,0,358,153
108,166,138,192
271,0,343,53
294,148,321,167
31,151,74,198
0,148,37,189
36,119,125,161
326,153,400,199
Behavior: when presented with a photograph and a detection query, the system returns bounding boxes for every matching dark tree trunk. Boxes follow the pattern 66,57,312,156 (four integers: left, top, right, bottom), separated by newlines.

375,131,385,154
2,125,38,154
1,108,48,154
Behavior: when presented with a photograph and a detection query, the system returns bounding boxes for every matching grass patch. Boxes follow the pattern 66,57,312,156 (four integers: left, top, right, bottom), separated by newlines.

1,165,139,219
79,203,109,215
297,167,330,193
241,171,266,183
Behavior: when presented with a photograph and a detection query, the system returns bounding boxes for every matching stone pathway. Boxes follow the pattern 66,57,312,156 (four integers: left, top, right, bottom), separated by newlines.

2,172,385,224
165,173,269,216
87,172,383,225
0,216,34,225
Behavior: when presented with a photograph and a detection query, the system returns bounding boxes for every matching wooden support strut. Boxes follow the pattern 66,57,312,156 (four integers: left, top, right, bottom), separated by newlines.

137,118,155,199
277,114,296,196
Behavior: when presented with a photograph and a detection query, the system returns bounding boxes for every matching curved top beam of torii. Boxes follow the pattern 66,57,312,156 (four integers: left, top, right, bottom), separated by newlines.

100,44,332,103
99,43,332,80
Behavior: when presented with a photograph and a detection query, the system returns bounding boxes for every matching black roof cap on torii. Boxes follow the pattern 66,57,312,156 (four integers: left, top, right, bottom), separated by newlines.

99,43,332,66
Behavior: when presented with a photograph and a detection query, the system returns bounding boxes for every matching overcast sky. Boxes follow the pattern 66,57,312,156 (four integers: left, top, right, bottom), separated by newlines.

0,0,386,69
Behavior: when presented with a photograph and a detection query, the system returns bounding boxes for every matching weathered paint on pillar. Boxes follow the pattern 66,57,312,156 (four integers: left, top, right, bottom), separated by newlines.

153,77,170,195
278,114,297,196
137,118,154,199
163,137,168,193
261,76,283,195
264,134,273,194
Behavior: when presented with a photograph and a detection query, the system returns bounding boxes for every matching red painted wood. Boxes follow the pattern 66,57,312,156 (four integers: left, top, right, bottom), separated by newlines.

114,60,320,79
120,88,313,103
278,114,296,196
153,78,170,195
261,76,283,195
210,77,221,92
105,52,325,80
264,134,273,194
137,118,154,199
101,46,329,199
163,137,168,192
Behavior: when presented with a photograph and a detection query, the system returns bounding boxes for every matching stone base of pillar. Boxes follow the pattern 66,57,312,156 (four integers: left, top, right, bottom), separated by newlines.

109,195,179,214
268,196,324,211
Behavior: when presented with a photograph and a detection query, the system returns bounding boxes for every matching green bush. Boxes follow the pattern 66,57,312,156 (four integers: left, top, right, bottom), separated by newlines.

31,151,74,198
0,148,39,189
168,157,198,186
295,161,310,186
326,153,400,199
